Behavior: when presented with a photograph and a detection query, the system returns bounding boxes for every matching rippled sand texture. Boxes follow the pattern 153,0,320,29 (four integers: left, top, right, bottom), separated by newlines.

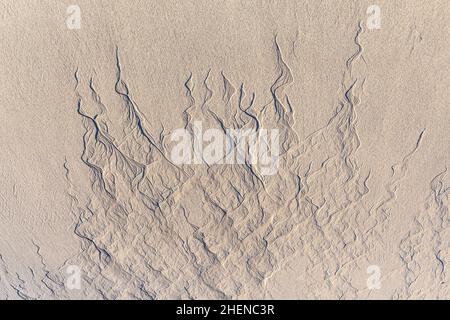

0,1,449,299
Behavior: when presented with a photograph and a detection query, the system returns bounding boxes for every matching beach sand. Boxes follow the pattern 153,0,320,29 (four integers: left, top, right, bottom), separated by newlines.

0,0,449,299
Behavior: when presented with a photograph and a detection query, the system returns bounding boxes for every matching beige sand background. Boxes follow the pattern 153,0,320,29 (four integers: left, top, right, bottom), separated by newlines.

0,0,449,299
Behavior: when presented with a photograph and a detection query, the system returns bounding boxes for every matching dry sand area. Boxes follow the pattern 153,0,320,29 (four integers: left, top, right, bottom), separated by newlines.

0,0,449,299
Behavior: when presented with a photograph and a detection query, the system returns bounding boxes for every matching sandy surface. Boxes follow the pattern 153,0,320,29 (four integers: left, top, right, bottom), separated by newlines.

0,0,449,299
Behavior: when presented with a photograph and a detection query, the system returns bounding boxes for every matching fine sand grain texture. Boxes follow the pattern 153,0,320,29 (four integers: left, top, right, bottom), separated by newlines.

0,0,449,299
